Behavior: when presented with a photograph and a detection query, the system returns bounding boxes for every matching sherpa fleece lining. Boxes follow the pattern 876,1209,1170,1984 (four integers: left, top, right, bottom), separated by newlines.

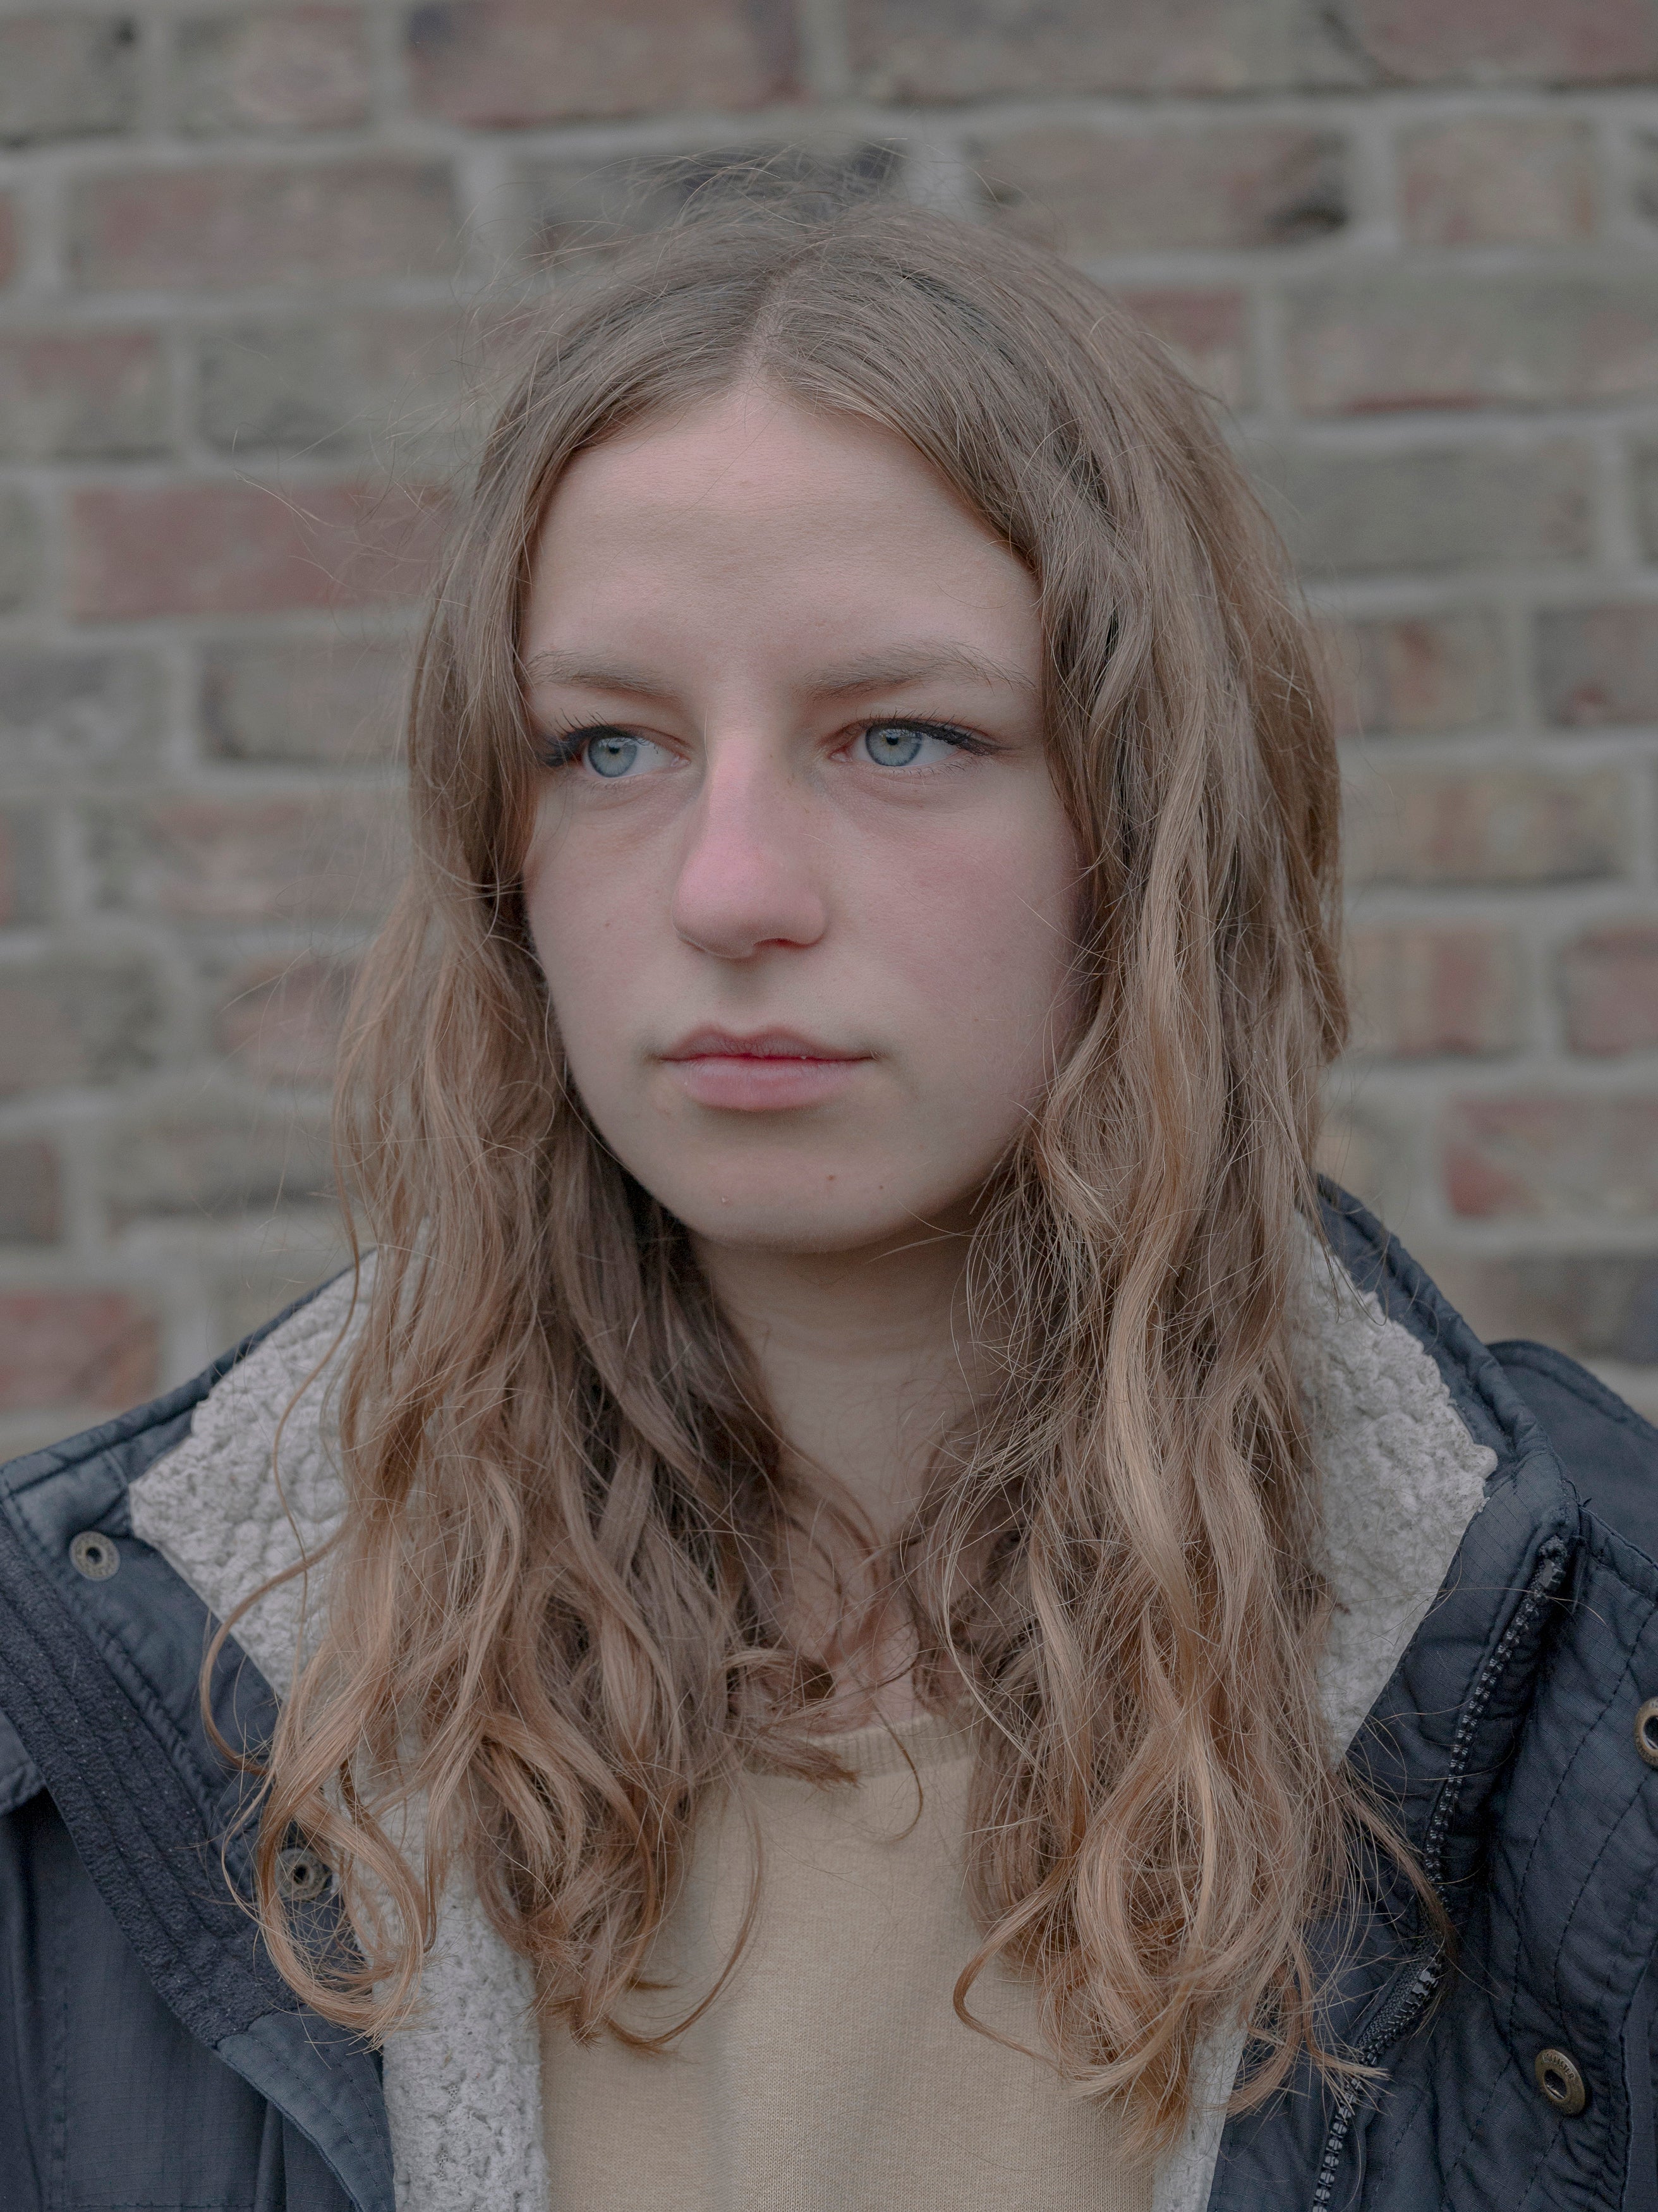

130,1247,1495,2212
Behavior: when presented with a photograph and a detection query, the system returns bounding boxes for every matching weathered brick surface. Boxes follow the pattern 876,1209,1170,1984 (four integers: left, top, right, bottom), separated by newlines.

1538,604,1658,726
1255,440,1592,575
1431,1251,1658,1366
522,144,904,263
4,0,1658,1402
1444,1095,1658,1219
90,793,403,924
1398,116,1597,244
1287,276,1658,414
0,1291,157,1413
214,952,356,1085
0,953,164,1099
195,308,468,459
102,1102,331,1228
0,15,139,147
0,648,164,781
0,490,43,614
1118,289,1250,410
69,480,448,619
0,329,169,460
70,159,459,291
1349,924,1520,1056
0,1141,61,1247
1344,0,1658,85
1326,611,1506,736
0,808,52,929
849,0,1363,102
1560,925,1658,1052
199,634,406,765
977,125,1347,253
171,7,372,135
406,0,799,124
1348,765,1628,885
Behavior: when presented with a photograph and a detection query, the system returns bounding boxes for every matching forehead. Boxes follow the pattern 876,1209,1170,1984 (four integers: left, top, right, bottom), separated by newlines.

523,384,1038,659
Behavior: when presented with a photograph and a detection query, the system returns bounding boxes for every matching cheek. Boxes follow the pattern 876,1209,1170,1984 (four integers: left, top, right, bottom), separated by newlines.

519,816,622,1059
886,812,1082,1091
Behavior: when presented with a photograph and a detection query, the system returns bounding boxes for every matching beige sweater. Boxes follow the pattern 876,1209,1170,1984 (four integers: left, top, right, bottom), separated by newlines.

540,1711,1154,2211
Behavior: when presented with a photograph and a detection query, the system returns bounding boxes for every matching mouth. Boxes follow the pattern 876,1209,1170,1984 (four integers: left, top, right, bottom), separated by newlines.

661,1028,868,1064
658,1028,873,1110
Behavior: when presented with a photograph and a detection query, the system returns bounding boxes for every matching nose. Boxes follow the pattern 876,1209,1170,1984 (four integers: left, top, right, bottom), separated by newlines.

670,741,827,960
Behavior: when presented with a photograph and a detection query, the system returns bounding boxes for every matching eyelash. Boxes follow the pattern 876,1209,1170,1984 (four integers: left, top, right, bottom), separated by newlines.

535,718,993,770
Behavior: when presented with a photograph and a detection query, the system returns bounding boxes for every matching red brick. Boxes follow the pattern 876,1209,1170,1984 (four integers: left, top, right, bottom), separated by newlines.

173,6,371,133
0,328,167,460
103,1104,332,1227
0,490,43,613
1256,440,1592,575
70,158,458,292
1346,765,1627,886
1316,1102,1413,1221
1324,611,1505,737
1422,1250,1658,1365
0,1290,157,1411
1560,926,1658,1055
978,124,1346,253
91,793,402,925
195,305,468,459
0,15,138,146
406,0,798,125
0,1140,60,1244
850,0,1362,100
1399,117,1595,245
68,480,448,619
1444,1095,1658,1219
1117,289,1250,410
1286,274,1658,415
1345,0,1658,84
1350,923,1519,1057
522,145,904,265
0,647,164,781
200,633,406,765
1538,604,1658,727
0,807,52,927
0,954,163,1099
214,952,356,1083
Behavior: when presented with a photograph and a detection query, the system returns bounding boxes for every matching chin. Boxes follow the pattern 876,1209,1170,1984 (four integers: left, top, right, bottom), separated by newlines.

666,1188,929,1257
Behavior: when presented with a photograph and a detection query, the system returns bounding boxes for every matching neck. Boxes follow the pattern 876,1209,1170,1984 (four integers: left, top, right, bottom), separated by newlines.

691,1224,980,1543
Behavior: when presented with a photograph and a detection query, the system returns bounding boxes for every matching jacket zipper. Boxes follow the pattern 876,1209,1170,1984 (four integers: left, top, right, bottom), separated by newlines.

1308,1537,1570,2209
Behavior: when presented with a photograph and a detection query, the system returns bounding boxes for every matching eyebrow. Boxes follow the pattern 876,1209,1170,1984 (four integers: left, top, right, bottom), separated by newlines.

519,643,1036,700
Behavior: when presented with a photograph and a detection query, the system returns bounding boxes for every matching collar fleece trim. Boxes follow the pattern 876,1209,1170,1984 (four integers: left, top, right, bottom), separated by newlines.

130,1248,1494,2212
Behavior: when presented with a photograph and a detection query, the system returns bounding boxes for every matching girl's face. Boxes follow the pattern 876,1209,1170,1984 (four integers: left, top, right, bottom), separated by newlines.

520,385,1082,1256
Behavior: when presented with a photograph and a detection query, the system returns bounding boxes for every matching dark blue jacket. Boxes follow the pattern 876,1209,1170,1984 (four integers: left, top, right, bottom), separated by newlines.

3,1191,1658,2210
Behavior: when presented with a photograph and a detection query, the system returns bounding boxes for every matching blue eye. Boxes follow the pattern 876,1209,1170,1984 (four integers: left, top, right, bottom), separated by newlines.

588,734,642,777
860,724,960,769
555,731,671,779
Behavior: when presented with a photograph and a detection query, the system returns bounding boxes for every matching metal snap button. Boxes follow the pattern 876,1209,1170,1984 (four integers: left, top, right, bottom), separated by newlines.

68,1531,118,1581
275,1846,331,1904
1635,1698,1658,1768
1534,2046,1587,2115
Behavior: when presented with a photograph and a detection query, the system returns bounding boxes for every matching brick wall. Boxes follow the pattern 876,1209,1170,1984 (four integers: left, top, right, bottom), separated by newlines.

4,0,1658,1448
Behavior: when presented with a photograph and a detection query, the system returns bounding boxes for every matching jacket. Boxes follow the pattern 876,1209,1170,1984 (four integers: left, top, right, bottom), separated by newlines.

2,1186,1657,2211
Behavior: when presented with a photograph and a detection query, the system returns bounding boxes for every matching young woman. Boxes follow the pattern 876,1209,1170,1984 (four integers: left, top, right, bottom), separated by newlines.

1,202,1654,2212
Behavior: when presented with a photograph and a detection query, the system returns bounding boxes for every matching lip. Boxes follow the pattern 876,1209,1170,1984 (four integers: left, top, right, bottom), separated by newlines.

658,1028,872,1110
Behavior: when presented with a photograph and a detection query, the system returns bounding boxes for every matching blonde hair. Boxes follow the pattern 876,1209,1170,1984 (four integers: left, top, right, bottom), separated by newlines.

245,200,1386,2149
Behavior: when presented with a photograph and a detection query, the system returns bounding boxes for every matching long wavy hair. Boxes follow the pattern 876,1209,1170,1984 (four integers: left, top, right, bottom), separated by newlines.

245,199,1378,2151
